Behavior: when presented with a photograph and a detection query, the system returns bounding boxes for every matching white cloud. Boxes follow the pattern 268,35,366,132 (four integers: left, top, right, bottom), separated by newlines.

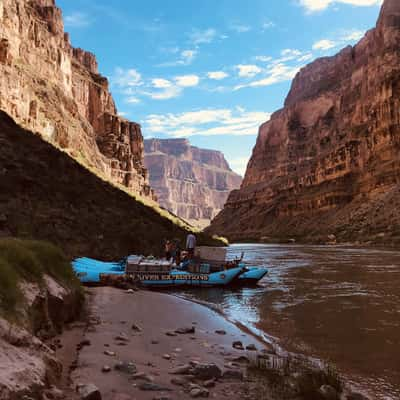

139,78,182,100
262,21,275,31
126,96,140,104
113,68,143,87
152,78,173,88
65,12,92,28
342,29,365,41
280,49,303,60
312,29,367,53
312,39,337,50
157,49,197,67
142,86,182,100
174,75,200,87
207,71,229,80
236,64,263,78
181,50,197,63
144,108,270,138
235,63,301,90
231,24,251,33
299,0,382,13
297,52,314,62
255,55,273,62
190,28,217,45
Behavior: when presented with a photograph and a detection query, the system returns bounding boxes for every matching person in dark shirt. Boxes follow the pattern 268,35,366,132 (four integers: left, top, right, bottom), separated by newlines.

164,240,173,261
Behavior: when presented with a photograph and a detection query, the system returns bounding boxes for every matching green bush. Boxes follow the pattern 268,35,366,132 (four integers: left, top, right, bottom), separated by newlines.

0,238,81,316
0,238,43,282
23,240,80,288
0,258,21,312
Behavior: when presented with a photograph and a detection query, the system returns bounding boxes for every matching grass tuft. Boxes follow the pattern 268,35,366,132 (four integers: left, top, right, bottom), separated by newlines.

0,258,21,313
247,352,344,400
0,238,82,317
0,238,43,282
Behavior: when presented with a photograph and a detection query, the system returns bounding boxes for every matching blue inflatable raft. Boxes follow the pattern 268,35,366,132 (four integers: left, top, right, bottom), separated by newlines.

72,257,246,287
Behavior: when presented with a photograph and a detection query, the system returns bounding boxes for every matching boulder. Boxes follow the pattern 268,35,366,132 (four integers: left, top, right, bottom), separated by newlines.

77,384,102,400
114,361,137,374
192,363,222,380
115,333,130,342
189,385,209,398
232,341,244,350
169,364,192,375
138,382,172,392
319,384,338,400
175,326,195,334
222,369,243,380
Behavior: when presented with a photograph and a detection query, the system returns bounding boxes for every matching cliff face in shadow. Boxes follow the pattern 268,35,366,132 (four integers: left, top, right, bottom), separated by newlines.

0,111,220,259
144,139,242,227
0,0,153,198
208,0,400,246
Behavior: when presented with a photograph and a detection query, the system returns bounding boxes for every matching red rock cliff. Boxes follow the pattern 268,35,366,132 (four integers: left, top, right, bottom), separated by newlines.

0,0,153,197
144,139,242,227
208,0,400,245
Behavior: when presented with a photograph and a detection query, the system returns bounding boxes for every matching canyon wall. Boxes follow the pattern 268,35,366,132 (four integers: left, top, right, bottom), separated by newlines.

208,0,400,245
0,0,153,197
144,139,242,227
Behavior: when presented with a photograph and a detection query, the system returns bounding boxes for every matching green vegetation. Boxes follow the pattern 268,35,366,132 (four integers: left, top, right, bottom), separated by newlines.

0,258,20,313
246,353,343,400
0,238,81,316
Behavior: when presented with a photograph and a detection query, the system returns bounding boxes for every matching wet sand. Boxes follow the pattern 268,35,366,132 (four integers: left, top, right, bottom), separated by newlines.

60,287,266,400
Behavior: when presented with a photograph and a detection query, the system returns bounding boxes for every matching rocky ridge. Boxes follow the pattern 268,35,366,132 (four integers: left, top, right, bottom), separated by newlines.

145,138,242,227
208,0,400,245
0,0,153,198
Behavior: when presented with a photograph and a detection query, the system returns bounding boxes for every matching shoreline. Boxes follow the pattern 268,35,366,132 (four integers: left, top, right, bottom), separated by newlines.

54,286,373,400
167,292,279,347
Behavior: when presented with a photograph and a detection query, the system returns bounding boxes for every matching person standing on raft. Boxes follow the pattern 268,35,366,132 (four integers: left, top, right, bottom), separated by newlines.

186,233,196,259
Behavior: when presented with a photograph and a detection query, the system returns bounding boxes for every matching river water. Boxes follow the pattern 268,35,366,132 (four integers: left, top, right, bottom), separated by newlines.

174,244,400,399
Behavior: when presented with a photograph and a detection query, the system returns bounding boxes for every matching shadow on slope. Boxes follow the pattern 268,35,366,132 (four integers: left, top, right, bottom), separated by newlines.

0,111,221,259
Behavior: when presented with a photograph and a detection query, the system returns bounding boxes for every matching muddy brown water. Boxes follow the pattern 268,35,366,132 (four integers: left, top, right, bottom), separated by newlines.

173,244,400,399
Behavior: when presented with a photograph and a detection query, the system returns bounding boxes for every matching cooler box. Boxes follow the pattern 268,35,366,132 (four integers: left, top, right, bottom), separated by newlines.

195,246,227,262
126,255,142,273
126,257,171,274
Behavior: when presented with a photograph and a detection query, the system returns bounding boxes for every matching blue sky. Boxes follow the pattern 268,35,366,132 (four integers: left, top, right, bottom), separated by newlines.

57,0,382,175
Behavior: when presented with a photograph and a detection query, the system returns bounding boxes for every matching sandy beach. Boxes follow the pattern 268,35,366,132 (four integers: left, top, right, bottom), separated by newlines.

58,287,267,400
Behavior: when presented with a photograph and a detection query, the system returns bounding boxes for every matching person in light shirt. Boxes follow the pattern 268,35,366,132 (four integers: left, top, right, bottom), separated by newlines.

186,233,196,259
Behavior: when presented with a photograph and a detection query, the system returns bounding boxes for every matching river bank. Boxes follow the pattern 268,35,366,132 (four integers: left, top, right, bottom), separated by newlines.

58,286,265,400
54,286,372,400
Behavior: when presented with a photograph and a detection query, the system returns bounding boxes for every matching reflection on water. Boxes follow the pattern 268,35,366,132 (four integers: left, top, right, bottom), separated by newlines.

174,244,400,399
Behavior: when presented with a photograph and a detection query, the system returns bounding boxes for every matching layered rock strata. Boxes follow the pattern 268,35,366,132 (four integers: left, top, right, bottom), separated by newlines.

0,0,153,197
209,0,400,245
144,139,242,227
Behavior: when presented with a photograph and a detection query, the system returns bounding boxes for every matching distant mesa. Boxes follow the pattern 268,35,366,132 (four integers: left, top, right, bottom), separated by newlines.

144,138,242,228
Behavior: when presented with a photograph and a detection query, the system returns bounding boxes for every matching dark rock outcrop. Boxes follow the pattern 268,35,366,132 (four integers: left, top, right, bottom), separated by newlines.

0,0,153,198
208,0,400,245
144,139,242,227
